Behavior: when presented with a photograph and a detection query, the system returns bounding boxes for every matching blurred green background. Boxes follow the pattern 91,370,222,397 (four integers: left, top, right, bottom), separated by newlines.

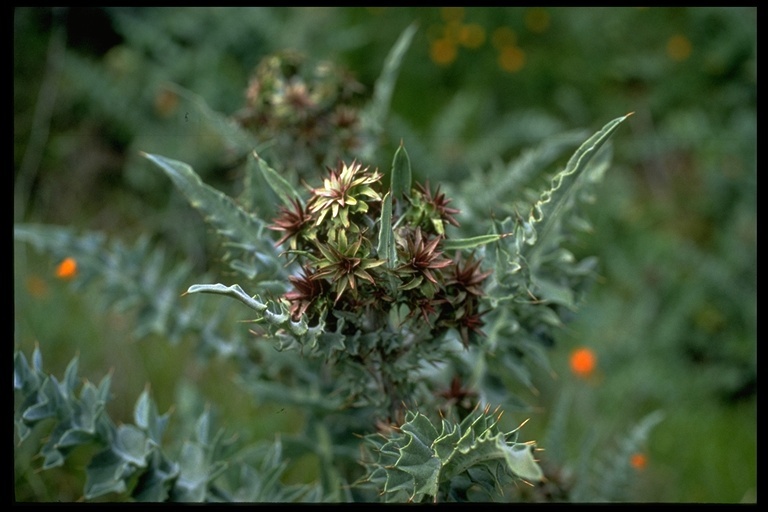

14,7,755,502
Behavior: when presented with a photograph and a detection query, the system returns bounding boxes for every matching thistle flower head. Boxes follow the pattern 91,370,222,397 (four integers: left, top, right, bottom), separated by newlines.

274,79,316,117
406,294,448,326
396,227,453,288
455,304,488,348
235,51,365,175
446,252,492,298
285,266,326,321
407,180,461,236
308,160,383,228
311,231,386,304
268,197,313,250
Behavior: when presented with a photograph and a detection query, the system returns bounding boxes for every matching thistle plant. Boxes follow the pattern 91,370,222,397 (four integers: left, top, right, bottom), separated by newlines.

14,21,639,502
131,111,629,502
260,151,502,424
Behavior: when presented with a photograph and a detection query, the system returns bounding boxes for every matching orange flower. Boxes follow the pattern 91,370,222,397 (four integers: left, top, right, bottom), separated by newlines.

569,347,596,378
55,257,78,280
630,452,647,470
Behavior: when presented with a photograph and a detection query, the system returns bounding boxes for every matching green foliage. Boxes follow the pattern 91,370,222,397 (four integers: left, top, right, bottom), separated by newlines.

134,113,625,502
140,152,287,288
359,407,543,502
522,386,665,502
14,107,628,502
578,411,665,502
184,283,324,352
523,114,628,265
141,115,626,421
15,7,754,504
14,224,247,354
14,347,313,502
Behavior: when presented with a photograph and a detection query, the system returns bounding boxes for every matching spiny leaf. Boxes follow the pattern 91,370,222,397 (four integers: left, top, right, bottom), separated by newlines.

186,283,273,315
364,23,417,135
391,142,412,202
523,113,631,264
57,428,97,448
131,451,180,502
501,442,543,482
442,233,509,251
377,191,397,268
22,378,61,422
134,388,153,432
384,413,441,501
365,408,543,502
112,424,152,468
173,442,209,502
184,283,326,350
252,151,304,209
14,351,38,393
15,348,307,502
141,153,267,247
63,355,80,398
85,449,130,499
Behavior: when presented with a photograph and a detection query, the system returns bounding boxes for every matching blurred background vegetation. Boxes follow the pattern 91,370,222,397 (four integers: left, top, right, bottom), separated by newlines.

14,7,755,502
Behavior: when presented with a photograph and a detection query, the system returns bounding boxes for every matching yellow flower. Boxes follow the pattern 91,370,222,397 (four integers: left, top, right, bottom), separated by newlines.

55,257,78,280
569,347,596,378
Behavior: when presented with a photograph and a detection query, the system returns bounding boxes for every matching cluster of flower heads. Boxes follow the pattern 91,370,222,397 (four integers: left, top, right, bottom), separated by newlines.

270,160,491,348
233,51,366,175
